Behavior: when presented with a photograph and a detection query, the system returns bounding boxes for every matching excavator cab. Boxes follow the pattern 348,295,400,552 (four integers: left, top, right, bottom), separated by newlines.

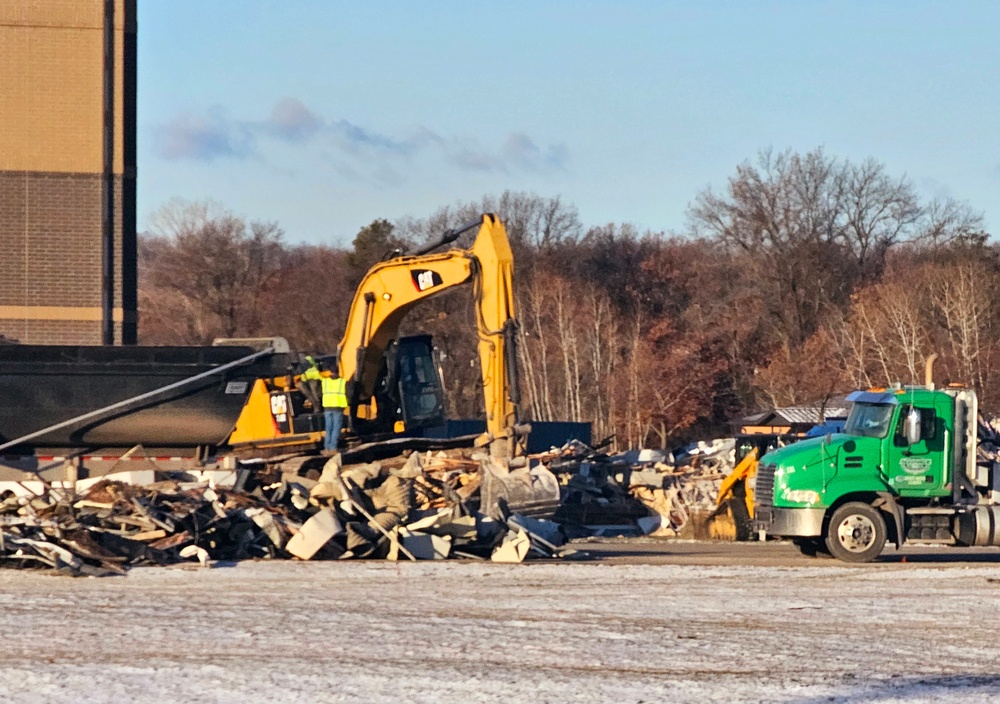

360,335,446,436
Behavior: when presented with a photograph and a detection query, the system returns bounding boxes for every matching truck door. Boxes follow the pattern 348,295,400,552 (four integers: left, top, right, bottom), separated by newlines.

885,402,948,497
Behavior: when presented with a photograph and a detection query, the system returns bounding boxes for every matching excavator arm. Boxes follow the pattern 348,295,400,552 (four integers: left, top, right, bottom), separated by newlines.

470,213,521,456
708,447,758,541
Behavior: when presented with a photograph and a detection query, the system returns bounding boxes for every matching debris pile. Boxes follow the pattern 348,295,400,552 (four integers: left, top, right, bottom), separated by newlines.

0,449,576,576
0,434,745,574
540,438,736,537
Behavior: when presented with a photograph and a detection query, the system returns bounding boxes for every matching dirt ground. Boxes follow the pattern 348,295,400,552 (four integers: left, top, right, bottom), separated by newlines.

2,539,1000,703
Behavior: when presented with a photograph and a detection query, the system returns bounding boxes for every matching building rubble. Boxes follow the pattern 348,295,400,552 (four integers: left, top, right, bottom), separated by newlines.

0,436,740,575
0,449,579,576
543,438,736,537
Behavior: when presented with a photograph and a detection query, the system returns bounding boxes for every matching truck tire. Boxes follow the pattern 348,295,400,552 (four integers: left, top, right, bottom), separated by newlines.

825,502,887,563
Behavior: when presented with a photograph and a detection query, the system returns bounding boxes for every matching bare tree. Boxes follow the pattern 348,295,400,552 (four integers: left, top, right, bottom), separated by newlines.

259,244,356,353
140,200,286,342
688,148,850,347
927,262,996,391
688,148,933,349
918,198,986,248
839,158,921,279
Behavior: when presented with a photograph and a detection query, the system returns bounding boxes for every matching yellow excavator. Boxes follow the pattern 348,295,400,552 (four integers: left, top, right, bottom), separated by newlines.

227,213,526,463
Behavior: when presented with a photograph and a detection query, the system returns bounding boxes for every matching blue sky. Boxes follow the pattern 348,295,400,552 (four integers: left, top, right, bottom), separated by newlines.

138,1,1000,245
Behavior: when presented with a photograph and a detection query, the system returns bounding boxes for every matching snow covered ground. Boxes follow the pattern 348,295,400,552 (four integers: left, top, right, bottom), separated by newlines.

1,549,999,703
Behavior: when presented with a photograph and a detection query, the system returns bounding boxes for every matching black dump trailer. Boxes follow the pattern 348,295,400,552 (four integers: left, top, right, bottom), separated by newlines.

0,338,289,454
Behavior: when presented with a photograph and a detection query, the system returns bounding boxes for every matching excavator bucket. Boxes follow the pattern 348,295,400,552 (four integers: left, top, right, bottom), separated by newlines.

479,458,562,520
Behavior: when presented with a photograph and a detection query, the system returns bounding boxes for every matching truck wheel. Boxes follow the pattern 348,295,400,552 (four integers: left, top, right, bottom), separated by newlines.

825,502,886,563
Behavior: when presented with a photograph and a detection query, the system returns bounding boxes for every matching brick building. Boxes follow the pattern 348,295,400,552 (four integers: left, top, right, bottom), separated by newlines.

0,0,137,344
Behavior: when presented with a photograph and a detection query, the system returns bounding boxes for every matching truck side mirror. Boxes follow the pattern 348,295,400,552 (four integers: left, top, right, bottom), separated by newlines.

904,407,922,444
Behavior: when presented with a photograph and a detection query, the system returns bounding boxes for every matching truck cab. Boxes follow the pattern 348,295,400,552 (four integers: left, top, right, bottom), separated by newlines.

753,384,1000,562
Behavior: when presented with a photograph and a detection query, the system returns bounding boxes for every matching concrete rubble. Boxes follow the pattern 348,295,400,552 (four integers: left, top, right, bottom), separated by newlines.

0,436,740,575
0,448,577,576
542,438,735,538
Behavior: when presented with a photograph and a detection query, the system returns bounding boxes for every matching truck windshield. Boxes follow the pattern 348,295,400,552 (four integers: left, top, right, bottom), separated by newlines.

844,402,894,439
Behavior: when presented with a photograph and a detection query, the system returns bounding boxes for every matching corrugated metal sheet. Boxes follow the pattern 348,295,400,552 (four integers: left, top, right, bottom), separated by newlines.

776,406,849,425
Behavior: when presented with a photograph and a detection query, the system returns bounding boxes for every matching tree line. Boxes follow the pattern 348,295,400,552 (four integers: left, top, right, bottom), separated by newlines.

137,148,997,448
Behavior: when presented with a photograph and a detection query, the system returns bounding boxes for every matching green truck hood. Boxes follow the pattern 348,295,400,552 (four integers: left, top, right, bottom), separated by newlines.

761,434,882,507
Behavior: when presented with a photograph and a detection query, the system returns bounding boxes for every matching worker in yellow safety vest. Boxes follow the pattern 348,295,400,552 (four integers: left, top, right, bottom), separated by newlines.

320,367,348,452
302,356,320,378
300,356,323,412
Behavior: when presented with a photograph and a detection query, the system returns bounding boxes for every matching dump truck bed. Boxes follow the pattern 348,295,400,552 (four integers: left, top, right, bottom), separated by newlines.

0,344,288,451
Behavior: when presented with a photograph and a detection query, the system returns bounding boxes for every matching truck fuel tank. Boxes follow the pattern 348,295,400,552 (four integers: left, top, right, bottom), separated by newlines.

954,505,1000,547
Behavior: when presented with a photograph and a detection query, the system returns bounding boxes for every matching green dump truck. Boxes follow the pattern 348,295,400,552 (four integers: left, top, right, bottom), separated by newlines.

753,379,1000,562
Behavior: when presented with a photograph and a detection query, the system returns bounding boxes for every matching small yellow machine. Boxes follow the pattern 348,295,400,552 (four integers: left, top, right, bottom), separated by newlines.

710,448,758,540
709,433,801,539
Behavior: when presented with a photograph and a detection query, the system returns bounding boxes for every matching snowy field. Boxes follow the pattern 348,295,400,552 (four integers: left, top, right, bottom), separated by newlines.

1,546,999,703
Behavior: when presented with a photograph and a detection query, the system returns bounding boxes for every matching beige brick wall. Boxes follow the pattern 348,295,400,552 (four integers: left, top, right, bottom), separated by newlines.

0,2,103,26
0,0,135,344
0,0,128,174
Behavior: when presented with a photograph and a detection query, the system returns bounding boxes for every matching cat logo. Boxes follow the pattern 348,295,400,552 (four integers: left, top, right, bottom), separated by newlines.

411,269,443,292
269,393,289,424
